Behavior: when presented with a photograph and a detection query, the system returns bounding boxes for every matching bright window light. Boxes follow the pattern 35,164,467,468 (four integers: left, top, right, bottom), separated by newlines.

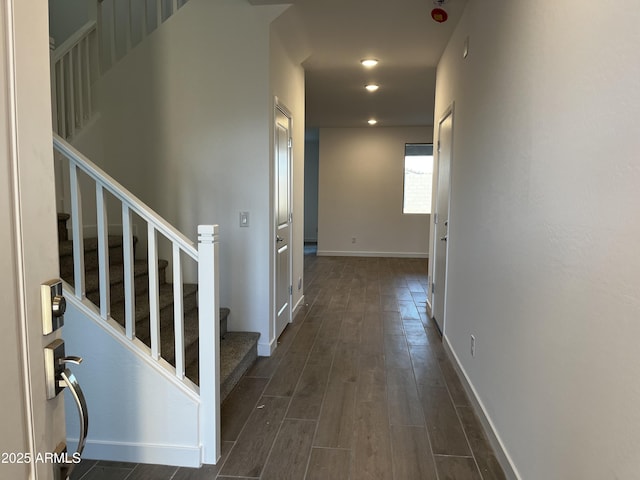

403,144,433,214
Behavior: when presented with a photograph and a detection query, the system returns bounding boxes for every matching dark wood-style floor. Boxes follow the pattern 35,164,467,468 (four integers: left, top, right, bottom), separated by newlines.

73,254,506,480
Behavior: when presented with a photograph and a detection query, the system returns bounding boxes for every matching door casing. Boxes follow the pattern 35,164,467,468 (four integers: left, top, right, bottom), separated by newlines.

273,99,293,342
432,105,454,334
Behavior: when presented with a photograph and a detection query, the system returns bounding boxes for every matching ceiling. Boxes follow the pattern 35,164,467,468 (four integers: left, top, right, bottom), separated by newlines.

254,0,467,128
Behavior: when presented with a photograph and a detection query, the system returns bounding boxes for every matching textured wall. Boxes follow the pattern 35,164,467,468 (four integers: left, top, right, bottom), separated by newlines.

433,1,640,478
318,126,432,257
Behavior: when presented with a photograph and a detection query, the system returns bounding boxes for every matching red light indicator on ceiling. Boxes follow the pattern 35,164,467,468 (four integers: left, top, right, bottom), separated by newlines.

431,8,448,23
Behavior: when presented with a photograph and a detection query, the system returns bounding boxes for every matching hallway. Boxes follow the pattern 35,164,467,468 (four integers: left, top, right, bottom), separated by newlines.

72,254,505,479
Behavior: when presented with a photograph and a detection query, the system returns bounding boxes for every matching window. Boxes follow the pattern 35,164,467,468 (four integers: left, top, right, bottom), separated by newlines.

403,143,433,214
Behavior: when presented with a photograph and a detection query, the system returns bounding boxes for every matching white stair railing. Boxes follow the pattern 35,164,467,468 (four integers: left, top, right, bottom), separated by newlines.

53,133,221,464
98,0,190,72
51,21,97,139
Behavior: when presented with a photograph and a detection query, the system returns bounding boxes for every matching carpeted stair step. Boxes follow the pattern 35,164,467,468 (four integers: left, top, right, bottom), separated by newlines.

107,283,199,329
220,307,229,338
59,236,138,280
57,214,259,395
185,331,260,401
58,213,70,242
78,259,168,303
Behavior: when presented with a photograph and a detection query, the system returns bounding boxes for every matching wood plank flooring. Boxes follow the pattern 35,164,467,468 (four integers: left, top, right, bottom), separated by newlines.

73,255,506,480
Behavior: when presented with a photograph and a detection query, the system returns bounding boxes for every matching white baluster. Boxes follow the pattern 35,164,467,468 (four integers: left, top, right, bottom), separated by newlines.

58,58,67,138
148,224,161,359
173,244,184,378
156,0,162,27
83,36,92,121
110,0,117,66
51,59,59,134
69,163,85,298
74,44,84,130
198,224,221,464
67,52,75,138
122,205,136,339
125,0,133,55
96,184,111,319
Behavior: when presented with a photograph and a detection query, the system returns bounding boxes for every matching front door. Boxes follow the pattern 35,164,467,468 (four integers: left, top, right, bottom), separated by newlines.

274,104,292,339
1,1,69,478
432,110,453,333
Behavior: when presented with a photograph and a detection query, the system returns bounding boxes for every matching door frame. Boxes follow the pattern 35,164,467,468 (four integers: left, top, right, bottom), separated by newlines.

430,103,454,335
272,97,293,344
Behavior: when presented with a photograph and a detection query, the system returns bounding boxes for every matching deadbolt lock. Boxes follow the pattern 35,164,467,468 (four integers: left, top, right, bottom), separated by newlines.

42,279,66,335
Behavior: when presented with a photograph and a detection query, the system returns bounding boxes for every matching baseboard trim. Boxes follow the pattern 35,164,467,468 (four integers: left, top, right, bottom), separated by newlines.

68,437,202,468
316,250,428,258
292,294,305,316
258,337,277,357
442,337,521,480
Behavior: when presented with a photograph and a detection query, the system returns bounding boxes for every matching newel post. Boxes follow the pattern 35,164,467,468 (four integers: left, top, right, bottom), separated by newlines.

197,225,221,464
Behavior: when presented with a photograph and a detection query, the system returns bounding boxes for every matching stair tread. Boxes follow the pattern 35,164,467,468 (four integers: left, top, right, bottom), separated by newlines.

184,331,259,396
105,282,198,326
77,259,169,294
59,236,127,257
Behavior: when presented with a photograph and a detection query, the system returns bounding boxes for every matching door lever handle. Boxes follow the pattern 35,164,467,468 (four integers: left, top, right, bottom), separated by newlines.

276,236,284,243
57,368,88,480
440,235,448,242
60,356,82,366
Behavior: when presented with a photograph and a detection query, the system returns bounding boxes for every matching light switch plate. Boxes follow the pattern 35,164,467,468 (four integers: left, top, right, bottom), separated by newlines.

240,211,249,227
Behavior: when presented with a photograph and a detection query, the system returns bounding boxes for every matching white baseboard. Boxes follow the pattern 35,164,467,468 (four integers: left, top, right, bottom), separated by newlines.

442,337,521,480
258,337,277,357
316,250,428,258
292,294,305,316
68,438,202,468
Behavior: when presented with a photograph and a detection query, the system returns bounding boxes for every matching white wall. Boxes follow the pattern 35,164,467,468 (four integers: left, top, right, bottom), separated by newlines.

72,0,291,354
317,126,431,257
304,129,319,242
433,1,640,478
48,0,89,45
64,301,202,467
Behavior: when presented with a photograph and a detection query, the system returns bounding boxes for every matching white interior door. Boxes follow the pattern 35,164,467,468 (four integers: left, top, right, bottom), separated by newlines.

1,1,74,478
274,105,292,339
432,110,453,333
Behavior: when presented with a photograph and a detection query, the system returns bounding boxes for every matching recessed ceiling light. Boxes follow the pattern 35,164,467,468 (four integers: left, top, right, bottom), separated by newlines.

361,59,379,68
368,119,378,125
365,84,379,92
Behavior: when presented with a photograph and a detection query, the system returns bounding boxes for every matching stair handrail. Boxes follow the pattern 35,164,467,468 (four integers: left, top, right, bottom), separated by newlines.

53,134,198,260
51,21,97,63
54,133,221,463
50,21,97,139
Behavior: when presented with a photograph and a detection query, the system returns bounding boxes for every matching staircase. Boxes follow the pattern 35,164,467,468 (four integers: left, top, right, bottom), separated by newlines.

57,213,258,400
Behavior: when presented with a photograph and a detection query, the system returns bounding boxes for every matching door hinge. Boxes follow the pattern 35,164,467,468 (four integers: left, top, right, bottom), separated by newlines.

289,285,293,295
431,283,435,294
288,137,292,148
433,213,438,224
289,212,293,223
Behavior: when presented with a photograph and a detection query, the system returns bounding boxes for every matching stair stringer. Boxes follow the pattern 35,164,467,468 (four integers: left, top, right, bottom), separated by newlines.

62,286,204,468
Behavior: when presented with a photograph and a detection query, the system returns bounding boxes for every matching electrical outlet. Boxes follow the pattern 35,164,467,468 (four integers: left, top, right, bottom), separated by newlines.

470,335,476,357
351,237,356,244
